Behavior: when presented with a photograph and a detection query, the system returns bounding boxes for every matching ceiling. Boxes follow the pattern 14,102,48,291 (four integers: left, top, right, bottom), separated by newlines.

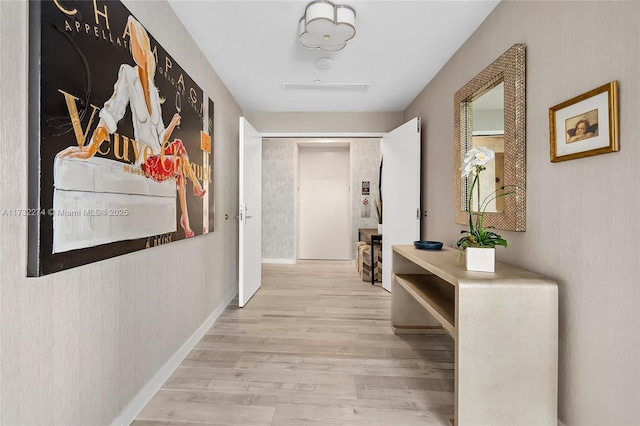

167,0,500,113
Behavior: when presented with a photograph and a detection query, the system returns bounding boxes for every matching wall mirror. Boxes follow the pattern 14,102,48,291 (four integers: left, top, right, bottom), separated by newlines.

454,43,526,231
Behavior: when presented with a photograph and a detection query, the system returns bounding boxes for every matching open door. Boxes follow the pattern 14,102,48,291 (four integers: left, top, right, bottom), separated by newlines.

238,118,262,307
381,117,421,292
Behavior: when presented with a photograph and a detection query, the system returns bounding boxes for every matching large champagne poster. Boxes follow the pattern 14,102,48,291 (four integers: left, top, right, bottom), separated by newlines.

27,0,214,276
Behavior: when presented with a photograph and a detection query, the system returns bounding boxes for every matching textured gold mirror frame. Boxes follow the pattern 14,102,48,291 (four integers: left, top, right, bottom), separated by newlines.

454,43,526,232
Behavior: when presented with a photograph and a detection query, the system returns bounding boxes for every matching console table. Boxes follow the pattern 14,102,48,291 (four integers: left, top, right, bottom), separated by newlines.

358,228,382,285
391,245,558,426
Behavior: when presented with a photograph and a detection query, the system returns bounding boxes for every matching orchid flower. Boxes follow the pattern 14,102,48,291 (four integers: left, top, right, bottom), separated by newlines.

457,147,510,252
460,146,495,177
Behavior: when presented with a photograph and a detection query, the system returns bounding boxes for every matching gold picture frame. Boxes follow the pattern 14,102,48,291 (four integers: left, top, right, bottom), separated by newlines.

549,81,619,163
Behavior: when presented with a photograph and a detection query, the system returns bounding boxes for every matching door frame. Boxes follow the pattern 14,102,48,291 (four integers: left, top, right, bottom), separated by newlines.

262,132,383,265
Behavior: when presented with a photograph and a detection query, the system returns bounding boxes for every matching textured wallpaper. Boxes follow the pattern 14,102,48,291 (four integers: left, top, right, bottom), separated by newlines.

350,139,382,258
262,140,295,259
261,138,381,261
404,1,639,424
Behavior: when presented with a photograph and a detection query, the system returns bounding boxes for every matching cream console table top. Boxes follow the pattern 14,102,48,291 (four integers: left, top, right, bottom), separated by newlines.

391,245,558,426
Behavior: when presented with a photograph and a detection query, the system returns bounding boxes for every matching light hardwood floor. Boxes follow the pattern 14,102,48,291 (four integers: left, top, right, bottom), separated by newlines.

133,261,454,425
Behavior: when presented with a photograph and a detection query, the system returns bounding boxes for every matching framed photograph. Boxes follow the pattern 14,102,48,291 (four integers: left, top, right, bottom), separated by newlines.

549,81,618,163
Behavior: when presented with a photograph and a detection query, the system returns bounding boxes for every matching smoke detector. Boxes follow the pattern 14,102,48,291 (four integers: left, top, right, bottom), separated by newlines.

315,57,334,70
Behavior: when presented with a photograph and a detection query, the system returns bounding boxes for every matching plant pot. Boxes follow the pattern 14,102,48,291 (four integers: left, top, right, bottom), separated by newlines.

377,224,383,234
465,247,495,272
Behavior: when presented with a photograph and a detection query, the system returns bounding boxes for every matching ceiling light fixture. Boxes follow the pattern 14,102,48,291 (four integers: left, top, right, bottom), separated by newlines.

298,0,356,52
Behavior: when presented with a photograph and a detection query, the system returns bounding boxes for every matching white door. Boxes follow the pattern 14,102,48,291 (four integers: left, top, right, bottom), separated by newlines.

381,118,421,292
298,146,350,260
238,118,262,307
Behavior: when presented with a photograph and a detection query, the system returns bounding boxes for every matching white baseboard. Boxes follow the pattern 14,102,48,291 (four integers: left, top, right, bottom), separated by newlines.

558,420,566,426
261,258,296,264
110,288,236,426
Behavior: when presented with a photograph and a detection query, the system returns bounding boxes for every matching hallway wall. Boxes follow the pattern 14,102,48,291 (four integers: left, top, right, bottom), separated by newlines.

0,1,241,424
244,111,404,134
405,1,639,424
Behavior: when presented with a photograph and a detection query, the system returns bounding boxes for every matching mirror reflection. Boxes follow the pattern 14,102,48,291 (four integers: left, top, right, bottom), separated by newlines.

470,82,504,213
454,43,526,232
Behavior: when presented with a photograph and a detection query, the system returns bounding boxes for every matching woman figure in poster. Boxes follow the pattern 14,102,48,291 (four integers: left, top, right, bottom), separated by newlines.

59,16,204,238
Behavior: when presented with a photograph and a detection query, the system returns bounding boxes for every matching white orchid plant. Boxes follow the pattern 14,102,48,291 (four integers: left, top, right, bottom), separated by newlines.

457,147,513,251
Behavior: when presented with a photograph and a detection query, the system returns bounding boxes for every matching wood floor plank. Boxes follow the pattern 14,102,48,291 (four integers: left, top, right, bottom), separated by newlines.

231,362,447,379
355,374,454,392
163,377,358,400
270,403,449,426
283,393,452,413
139,389,278,408
135,260,454,425
136,398,275,425
202,330,453,350
354,386,454,406
170,366,360,387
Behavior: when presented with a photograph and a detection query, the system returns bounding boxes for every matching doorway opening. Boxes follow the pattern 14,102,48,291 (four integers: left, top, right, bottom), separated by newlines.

260,135,383,266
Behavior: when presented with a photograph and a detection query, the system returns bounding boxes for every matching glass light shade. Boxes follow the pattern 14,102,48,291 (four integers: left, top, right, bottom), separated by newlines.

299,1,356,52
336,5,355,29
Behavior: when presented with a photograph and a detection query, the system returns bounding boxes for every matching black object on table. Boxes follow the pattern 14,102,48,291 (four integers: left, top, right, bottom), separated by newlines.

414,240,443,250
